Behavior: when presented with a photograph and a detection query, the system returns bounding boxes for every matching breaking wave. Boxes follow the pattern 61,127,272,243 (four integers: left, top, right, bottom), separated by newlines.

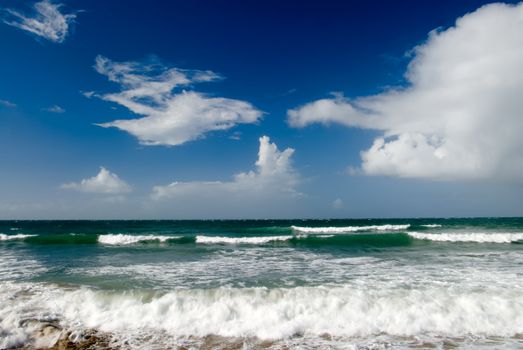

408,232,523,243
98,234,183,245
0,234,36,241
2,282,523,349
4,230,523,247
195,235,293,244
291,224,410,233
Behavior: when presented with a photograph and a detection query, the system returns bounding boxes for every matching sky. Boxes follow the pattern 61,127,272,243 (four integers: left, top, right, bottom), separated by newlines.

1,0,522,219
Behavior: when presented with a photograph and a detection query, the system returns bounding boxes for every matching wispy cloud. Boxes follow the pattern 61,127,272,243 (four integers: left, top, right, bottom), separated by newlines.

1,0,77,43
80,90,96,99
229,131,242,141
90,56,263,146
0,99,16,108
288,3,523,182
61,167,131,194
43,105,65,113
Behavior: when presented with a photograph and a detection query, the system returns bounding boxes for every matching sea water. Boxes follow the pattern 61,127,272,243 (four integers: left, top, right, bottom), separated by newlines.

1,218,523,349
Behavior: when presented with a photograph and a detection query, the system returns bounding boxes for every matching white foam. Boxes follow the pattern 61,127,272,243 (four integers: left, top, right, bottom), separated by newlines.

97,234,181,245
3,282,523,349
408,231,523,243
0,252,47,282
195,235,292,244
291,224,410,234
0,234,35,241
421,224,442,228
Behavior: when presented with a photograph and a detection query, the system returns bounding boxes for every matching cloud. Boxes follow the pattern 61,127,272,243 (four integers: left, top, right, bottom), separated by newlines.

43,105,65,113
61,167,131,194
80,90,96,99
152,136,301,201
229,131,242,141
1,0,77,43
288,3,523,181
332,198,344,209
0,99,16,108
91,56,263,146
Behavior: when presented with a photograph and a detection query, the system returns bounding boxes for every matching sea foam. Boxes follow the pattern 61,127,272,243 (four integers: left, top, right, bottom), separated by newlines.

0,234,35,241
291,224,410,234
195,235,293,244
2,282,523,349
408,231,523,243
97,234,181,245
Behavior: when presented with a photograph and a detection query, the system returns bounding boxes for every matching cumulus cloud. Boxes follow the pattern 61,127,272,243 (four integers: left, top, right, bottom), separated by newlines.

152,136,300,201
91,56,263,146
0,99,16,108
43,105,65,113
1,0,77,43
61,167,131,194
288,3,523,181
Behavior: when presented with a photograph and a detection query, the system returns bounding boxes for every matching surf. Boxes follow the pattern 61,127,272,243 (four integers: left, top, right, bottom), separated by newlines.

3,282,523,349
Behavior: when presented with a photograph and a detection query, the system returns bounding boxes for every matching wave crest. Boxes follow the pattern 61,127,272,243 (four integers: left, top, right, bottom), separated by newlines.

0,234,36,241
98,234,182,245
291,224,410,234
195,235,292,244
408,232,523,243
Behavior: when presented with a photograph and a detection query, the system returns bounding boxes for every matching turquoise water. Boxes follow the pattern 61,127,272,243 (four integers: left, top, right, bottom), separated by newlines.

2,218,523,349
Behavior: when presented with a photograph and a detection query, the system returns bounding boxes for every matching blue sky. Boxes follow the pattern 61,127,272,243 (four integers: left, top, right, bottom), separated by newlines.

1,0,522,219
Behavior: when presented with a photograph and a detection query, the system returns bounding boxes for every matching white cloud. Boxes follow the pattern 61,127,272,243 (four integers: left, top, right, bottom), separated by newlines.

288,3,523,181
1,0,76,43
91,56,263,146
80,90,96,99
43,105,65,113
152,136,300,200
229,131,242,141
0,99,16,108
61,167,131,194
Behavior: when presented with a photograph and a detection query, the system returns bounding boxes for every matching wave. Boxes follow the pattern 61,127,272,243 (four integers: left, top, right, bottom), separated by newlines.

291,224,410,233
195,234,412,247
0,233,36,241
195,235,293,244
2,282,523,349
0,232,413,248
293,233,412,247
7,230,522,247
98,234,183,245
420,224,442,228
408,232,523,243
23,233,99,245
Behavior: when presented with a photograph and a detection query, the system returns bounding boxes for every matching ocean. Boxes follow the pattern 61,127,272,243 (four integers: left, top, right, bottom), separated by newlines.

1,218,523,349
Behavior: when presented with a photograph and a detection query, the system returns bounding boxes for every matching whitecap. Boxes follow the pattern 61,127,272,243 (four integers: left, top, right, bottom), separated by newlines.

0,234,35,241
97,234,182,245
408,231,523,243
195,235,292,244
291,224,410,234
